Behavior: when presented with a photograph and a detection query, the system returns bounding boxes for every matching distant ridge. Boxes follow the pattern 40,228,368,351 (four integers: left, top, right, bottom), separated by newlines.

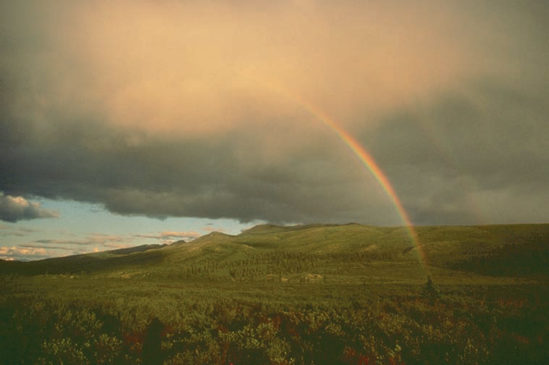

1,223,548,279
107,244,166,255
241,224,288,234
242,223,348,235
169,239,187,247
191,231,234,244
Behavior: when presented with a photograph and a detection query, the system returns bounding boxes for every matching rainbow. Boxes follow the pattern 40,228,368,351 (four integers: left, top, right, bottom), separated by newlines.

296,100,427,265
242,72,428,266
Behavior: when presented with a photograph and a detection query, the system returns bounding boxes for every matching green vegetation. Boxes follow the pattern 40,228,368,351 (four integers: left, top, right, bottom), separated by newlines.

1,223,548,364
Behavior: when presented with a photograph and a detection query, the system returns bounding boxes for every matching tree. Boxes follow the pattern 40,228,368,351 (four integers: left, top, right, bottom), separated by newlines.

422,275,440,300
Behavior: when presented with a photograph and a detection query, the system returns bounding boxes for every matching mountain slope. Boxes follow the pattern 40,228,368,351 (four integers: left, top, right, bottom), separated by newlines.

1,223,548,280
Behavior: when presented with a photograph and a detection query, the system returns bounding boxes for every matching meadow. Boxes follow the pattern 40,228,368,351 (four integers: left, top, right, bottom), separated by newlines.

1,223,548,364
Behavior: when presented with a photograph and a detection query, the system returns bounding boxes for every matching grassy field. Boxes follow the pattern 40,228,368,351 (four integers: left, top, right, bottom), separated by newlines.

1,223,548,364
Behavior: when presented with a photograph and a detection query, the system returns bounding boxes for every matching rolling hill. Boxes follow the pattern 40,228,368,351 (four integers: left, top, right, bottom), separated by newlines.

2,223,548,282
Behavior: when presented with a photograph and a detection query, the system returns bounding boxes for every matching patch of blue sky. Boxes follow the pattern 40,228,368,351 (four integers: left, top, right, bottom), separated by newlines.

1,198,262,260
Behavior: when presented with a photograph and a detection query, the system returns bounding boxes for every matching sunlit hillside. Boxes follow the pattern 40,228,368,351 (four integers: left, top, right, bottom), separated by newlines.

3,223,548,283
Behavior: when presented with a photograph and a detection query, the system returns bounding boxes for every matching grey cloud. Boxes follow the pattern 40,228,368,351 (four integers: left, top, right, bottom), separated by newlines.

359,79,549,225
0,93,382,224
1,0,547,227
34,239,94,246
2,76,548,226
0,194,59,223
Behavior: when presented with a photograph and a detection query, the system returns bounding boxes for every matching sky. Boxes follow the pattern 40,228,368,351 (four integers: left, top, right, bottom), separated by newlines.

1,0,548,260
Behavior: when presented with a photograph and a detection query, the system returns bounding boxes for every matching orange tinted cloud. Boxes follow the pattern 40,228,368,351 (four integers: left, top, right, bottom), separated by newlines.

36,0,494,134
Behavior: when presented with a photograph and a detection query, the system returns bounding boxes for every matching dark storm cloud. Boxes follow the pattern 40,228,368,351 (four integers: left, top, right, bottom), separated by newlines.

0,115,379,224
1,0,548,226
360,79,549,225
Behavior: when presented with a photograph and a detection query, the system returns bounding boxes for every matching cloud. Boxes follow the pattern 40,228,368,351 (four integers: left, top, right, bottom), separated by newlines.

201,226,229,234
19,243,81,251
0,224,37,237
20,242,128,252
34,234,131,247
1,0,547,226
4,231,184,260
6,234,137,260
0,194,59,223
0,0,482,133
0,245,49,261
135,231,201,244
358,78,549,225
34,239,90,246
